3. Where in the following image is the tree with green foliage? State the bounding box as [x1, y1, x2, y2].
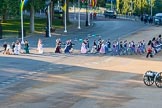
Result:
[116, 0, 158, 16]
[25, 0, 45, 33]
[153, 0, 162, 15]
[0, 0, 19, 22]
[118, 0, 130, 14]
[97, 0, 106, 7]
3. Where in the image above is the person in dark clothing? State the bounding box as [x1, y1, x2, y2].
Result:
[86, 39, 90, 52]
[55, 39, 61, 53]
[64, 40, 70, 53]
[151, 37, 158, 54]
[107, 39, 111, 49]
[69, 40, 74, 53]
[158, 34, 162, 44]
[93, 40, 97, 48]
[144, 15, 148, 24]
[24, 40, 29, 54]
[141, 15, 143, 22]
[148, 16, 153, 24]
[97, 39, 102, 52]
[3, 42, 7, 54]
[91, 40, 97, 53]
[11, 42, 15, 53]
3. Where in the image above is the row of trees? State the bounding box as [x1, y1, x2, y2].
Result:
[0, 0, 46, 33]
[115, 0, 162, 16]
[0, 0, 162, 33]
[0, 0, 70, 33]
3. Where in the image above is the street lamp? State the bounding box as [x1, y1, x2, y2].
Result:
[20, 0, 24, 44]
[111, 0, 113, 11]
[73, 0, 77, 20]
[78, 0, 81, 29]
[88, 0, 90, 26]
[64, 0, 67, 32]
[45, 0, 51, 37]
[85, 0, 88, 26]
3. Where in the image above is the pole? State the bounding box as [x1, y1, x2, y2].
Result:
[88, 0, 90, 26]
[21, 0, 24, 44]
[46, 7, 49, 37]
[78, 0, 81, 29]
[111, 0, 112, 10]
[85, 0, 88, 26]
[64, 0, 67, 32]
[73, 3, 76, 20]
[48, 5, 51, 37]
[150, 0, 152, 16]
[73, 0, 76, 20]
[75, 5, 77, 20]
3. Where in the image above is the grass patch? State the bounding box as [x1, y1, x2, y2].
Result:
[1, 17, 64, 38]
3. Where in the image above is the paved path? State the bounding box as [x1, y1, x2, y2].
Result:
[0, 20, 162, 108]
[0, 49, 162, 108]
[0, 20, 149, 50]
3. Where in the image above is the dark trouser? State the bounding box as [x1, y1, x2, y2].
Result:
[146, 52, 152, 58]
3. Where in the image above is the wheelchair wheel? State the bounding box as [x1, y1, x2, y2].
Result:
[155, 72, 162, 88]
[143, 71, 154, 86]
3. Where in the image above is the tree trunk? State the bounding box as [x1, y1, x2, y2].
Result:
[2, 14, 7, 23]
[62, 0, 69, 25]
[67, 0, 69, 23]
[50, 0, 54, 27]
[30, 4, 35, 33]
[2, 9, 7, 22]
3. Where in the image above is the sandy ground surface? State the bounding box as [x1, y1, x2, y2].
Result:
[0, 26, 162, 108]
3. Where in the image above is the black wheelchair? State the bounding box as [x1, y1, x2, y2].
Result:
[143, 70, 162, 88]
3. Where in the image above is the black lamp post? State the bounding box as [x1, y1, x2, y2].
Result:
[45, 7, 49, 37]
[85, 0, 88, 26]
[45, 0, 51, 37]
